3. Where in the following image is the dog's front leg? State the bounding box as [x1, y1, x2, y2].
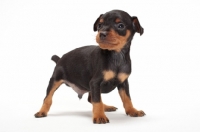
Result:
[90, 80, 109, 124]
[117, 79, 145, 117]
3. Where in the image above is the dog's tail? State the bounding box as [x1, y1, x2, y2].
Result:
[51, 55, 60, 64]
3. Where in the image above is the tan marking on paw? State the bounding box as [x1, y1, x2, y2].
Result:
[93, 102, 109, 124]
[119, 89, 145, 117]
[104, 104, 117, 112]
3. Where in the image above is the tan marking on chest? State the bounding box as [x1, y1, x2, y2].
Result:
[118, 73, 129, 83]
[103, 70, 116, 81]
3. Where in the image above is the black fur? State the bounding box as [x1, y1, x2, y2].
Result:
[35, 10, 144, 123]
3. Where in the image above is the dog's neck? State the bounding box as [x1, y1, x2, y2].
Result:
[101, 41, 131, 66]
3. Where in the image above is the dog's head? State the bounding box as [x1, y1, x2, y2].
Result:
[94, 10, 143, 52]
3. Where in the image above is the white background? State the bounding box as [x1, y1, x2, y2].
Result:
[0, 0, 200, 131]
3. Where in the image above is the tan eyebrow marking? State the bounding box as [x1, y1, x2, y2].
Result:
[115, 18, 121, 23]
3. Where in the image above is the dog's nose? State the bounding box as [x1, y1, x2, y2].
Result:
[100, 31, 107, 40]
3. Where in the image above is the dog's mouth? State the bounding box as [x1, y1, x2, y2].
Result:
[96, 39, 118, 45]
[96, 38, 120, 51]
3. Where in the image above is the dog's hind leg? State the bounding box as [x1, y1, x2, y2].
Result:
[87, 92, 117, 112]
[34, 78, 64, 118]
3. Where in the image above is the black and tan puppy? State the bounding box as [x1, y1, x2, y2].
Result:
[35, 10, 145, 124]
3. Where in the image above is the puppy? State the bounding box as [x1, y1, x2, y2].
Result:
[35, 10, 145, 124]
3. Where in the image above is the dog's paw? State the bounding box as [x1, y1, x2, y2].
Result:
[93, 115, 109, 124]
[34, 112, 47, 118]
[104, 105, 118, 112]
[126, 110, 146, 117]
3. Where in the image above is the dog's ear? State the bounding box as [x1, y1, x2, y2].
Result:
[132, 16, 144, 36]
[93, 14, 103, 32]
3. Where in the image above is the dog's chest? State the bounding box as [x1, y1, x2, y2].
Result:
[103, 70, 129, 83]
[102, 55, 131, 83]
[100, 71, 129, 93]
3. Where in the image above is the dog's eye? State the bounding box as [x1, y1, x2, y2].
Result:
[97, 23, 102, 29]
[117, 23, 125, 29]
